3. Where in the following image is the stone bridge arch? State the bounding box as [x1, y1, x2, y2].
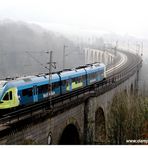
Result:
[95, 107, 106, 144]
[59, 123, 80, 145]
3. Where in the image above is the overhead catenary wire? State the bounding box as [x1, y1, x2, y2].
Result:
[26, 51, 56, 70]
[25, 51, 49, 71]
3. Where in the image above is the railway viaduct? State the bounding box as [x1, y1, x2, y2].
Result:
[0, 48, 142, 144]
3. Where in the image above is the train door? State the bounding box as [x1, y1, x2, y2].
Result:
[33, 85, 38, 102]
[69, 79, 72, 91]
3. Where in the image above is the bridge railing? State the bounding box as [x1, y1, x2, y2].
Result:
[96, 58, 142, 96]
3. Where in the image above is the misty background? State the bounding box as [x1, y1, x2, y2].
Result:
[0, 20, 106, 78]
[0, 20, 84, 78]
[0, 0, 148, 95]
[0, 20, 148, 96]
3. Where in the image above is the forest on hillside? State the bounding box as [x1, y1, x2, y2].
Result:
[0, 21, 86, 78]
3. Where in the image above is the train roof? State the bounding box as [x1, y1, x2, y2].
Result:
[7, 73, 60, 90]
[59, 62, 105, 80]
[2, 62, 106, 89]
[85, 63, 105, 74]
[59, 68, 86, 80]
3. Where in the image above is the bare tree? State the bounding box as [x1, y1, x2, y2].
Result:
[107, 92, 147, 144]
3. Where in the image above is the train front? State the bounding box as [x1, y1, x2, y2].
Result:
[0, 80, 20, 110]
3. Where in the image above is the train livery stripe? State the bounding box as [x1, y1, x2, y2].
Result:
[66, 82, 83, 91]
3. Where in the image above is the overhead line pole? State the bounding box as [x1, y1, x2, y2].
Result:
[46, 50, 56, 108]
[48, 50, 53, 108]
[47, 50, 53, 144]
[26, 50, 56, 109]
[63, 45, 68, 70]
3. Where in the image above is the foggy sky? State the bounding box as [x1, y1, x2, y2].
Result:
[0, 0, 148, 39]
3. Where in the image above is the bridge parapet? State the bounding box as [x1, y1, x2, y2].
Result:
[84, 48, 116, 65]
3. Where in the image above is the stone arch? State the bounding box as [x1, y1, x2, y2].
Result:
[59, 124, 80, 145]
[95, 107, 106, 144]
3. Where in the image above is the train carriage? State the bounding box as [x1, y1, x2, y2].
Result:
[16, 74, 60, 105]
[0, 74, 61, 109]
[85, 63, 106, 85]
[59, 68, 87, 94]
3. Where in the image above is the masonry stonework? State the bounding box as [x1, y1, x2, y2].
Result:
[0, 71, 138, 144]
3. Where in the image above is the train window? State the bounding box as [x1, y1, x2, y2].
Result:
[54, 82, 59, 88]
[79, 76, 82, 82]
[89, 74, 92, 79]
[52, 83, 55, 88]
[56, 82, 60, 87]
[90, 74, 92, 79]
[38, 86, 43, 94]
[98, 73, 100, 77]
[88, 72, 97, 80]
[93, 73, 95, 78]
[90, 74, 92, 78]
[42, 85, 44, 92]
[28, 88, 32, 97]
[3, 92, 9, 101]
[72, 77, 77, 83]
[22, 88, 32, 97]
[74, 78, 77, 82]
[82, 75, 84, 80]
[72, 76, 83, 84]
[22, 89, 28, 96]
[52, 82, 60, 89]
[43, 85, 48, 93]
[77, 77, 80, 83]
[38, 85, 46, 94]
[66, 80, 69, 86]
[9, 91, 12, 100]
[56, 82, 58, 88]
[93, 73, 97, 79]
[77, 77, 79, 83]
[71, 78, 75, 82]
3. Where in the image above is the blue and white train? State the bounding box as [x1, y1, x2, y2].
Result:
[0, 63, 106, 109]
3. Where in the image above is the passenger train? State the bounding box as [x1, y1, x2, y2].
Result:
[0, 63, 106, 110]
